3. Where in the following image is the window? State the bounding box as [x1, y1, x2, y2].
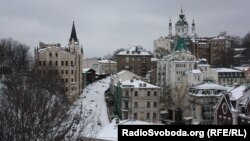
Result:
[124, 101, 129, 109]
[134, 102, 138, 108]
[71, 61, 73, 65]
[154, 91, 157, 96]
[61, 61, 64, 66]
[55, 53, 58, 57]
[65, 61, 68, 66]
[65, 79, 68, 83]
[147, 91, 151, 97]
[154, 101, 157, 107]
[43, 61, 46, 66]
[49, 53, 52, 57]
[49, 61, 52, 66]
[134, 91, 138, 97]
[54, 70, 58, 74]
[153, 113, 156, 119]
[72, 87, 74, 91]
[39, 61, 42, 66]
[125, 57, 129, 63]
[71, 70, 74, 74]
[134, 113, 137, 120]
[55, 61, 58, 66]
[146, 113, 150, 119]
[71, 78, 74, 82]
[61, 70, 64, 74]
[65, 70, 68, 74]
[125, 91, 129, 97]
[65, 87, 68, 91]
[147, 102, 150, 108]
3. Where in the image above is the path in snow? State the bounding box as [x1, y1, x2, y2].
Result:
[72, 76, 111, 136]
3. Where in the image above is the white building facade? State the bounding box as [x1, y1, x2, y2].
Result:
[93, 59, 117, 75]
[188, 83, 228, 125]
[114, 78, 160, 123]
[157, 37, 198, 121]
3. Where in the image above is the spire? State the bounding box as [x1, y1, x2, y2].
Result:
[169, 17, 172, 26]
[175, 36, 187, 52]
[179, 5, 185, 20]
[192, 19, 195, 26]
[69, 21, 78, 42]
[168, 17, 172, 37]
[191, 18, 196, 36]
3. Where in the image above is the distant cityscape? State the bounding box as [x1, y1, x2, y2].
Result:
[1, 7, 250, 141]
[32, 8, 250, 126]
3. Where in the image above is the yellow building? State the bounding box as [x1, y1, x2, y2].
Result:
[35, 22, 83, 102]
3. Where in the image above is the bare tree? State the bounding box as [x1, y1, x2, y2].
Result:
[160, 84, 190, 124]
[242, 31, 250, 61]
[0, 38, 96, 141]
[0, 38, 30, 75]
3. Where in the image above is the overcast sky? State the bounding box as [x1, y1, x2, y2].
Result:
[1, 0, 250, 58]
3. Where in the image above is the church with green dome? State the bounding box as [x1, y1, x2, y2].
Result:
[168, 8, 196, 38]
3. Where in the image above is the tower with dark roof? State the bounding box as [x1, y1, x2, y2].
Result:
[69, 21, 78, 42]
[35, 21, 83, 103]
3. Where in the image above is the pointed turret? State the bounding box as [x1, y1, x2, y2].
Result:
[179, 8, 185, 19]
[69, 21, 78, 42]
[175, 36, 187, 52]
[191, 19, 196, 36]
[168, 18, 172, 37]
[192, 19, 195, 27]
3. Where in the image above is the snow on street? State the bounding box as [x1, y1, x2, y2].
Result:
[72, 76, 111, 137]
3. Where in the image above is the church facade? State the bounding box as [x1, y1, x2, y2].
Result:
[154, 8, 197, 58]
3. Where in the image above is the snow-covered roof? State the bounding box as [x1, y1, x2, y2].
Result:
[188, 69, 201, 74]
[96, 118, 151, 141]
[117, 46, 151, 56]
[212, 68, 242, 73]
[234, 54, 244, 58]
[198, 64, 210, 67]
[116, 70, 128, 76]
[82, 68, 91, 73]
[151, 58, 158, 61]
[228, 85, 247, 101]
[234, 48, 247, 51]
[117, 79, 160, 89]
[98, 59, 117, 64]
[233, 67, 249, 71]
[212, 36, 226, 40]
[192, 83, 228, 90]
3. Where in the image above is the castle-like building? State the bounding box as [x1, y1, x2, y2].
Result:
[35, 22, 83, 102]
